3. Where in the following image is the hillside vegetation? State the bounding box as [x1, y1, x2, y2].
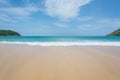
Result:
[0, 30, 21, 36]
[107, 29, 120, 36]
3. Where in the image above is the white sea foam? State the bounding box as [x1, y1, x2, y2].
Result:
[0, 41, 120, 46]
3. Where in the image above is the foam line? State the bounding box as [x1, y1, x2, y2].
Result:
[0, 41, 120, 46]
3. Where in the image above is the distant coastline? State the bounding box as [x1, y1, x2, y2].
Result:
[0, 28, 120, 37]
[0, 30, 21, 36]
[107, 29, 120, 36]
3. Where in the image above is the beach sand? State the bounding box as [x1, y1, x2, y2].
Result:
[0, 44, 120, 80]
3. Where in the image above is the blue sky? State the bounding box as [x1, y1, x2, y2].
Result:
[0, 0, 120, 36]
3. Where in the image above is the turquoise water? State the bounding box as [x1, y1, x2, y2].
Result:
[0, 36, 120, 42]
[0, 36, 120, 46]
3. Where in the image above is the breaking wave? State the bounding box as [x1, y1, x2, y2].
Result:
[1, 41, 120, 46]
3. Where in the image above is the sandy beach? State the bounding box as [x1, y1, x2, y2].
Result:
[0, 44, 120, 80]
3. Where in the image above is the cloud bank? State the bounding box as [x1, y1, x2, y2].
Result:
[0, 0, 92, 22]
[44, 0, 92, 20]
[0, 0, 8, 4]
[0, 0, 39, 22]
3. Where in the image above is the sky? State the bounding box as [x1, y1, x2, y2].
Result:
[0, 0, 120, 36]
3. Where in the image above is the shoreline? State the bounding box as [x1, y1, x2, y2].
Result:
[1, 41, 120, 46]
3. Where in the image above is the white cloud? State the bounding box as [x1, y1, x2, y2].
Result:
[53, 22, 67, 27]
[77, 18, 120, 32]
[96, 18, 120, 27]
[0, 7, 39, 22]
[0, 7, 38, 17]
[44, 0, 92, 20]
[24, 0, 44, 7]
[111, 19, 120, 27]
[77, 16, 93, 21]
[0, 14, 16, 22]
[0, 0, 40, 23]
[78, 24, 94, 30]
[0, 0, 9, 4]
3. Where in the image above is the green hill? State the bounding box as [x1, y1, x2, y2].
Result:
[107, 29, 120, 36]
[0, 30, 21, 36]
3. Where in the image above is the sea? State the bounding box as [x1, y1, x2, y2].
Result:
[0, 36, 120, 46]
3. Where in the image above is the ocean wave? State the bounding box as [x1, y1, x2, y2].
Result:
[0, 41, 120, 46]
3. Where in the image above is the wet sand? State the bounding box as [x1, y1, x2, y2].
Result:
[0, 44, 120, 80]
